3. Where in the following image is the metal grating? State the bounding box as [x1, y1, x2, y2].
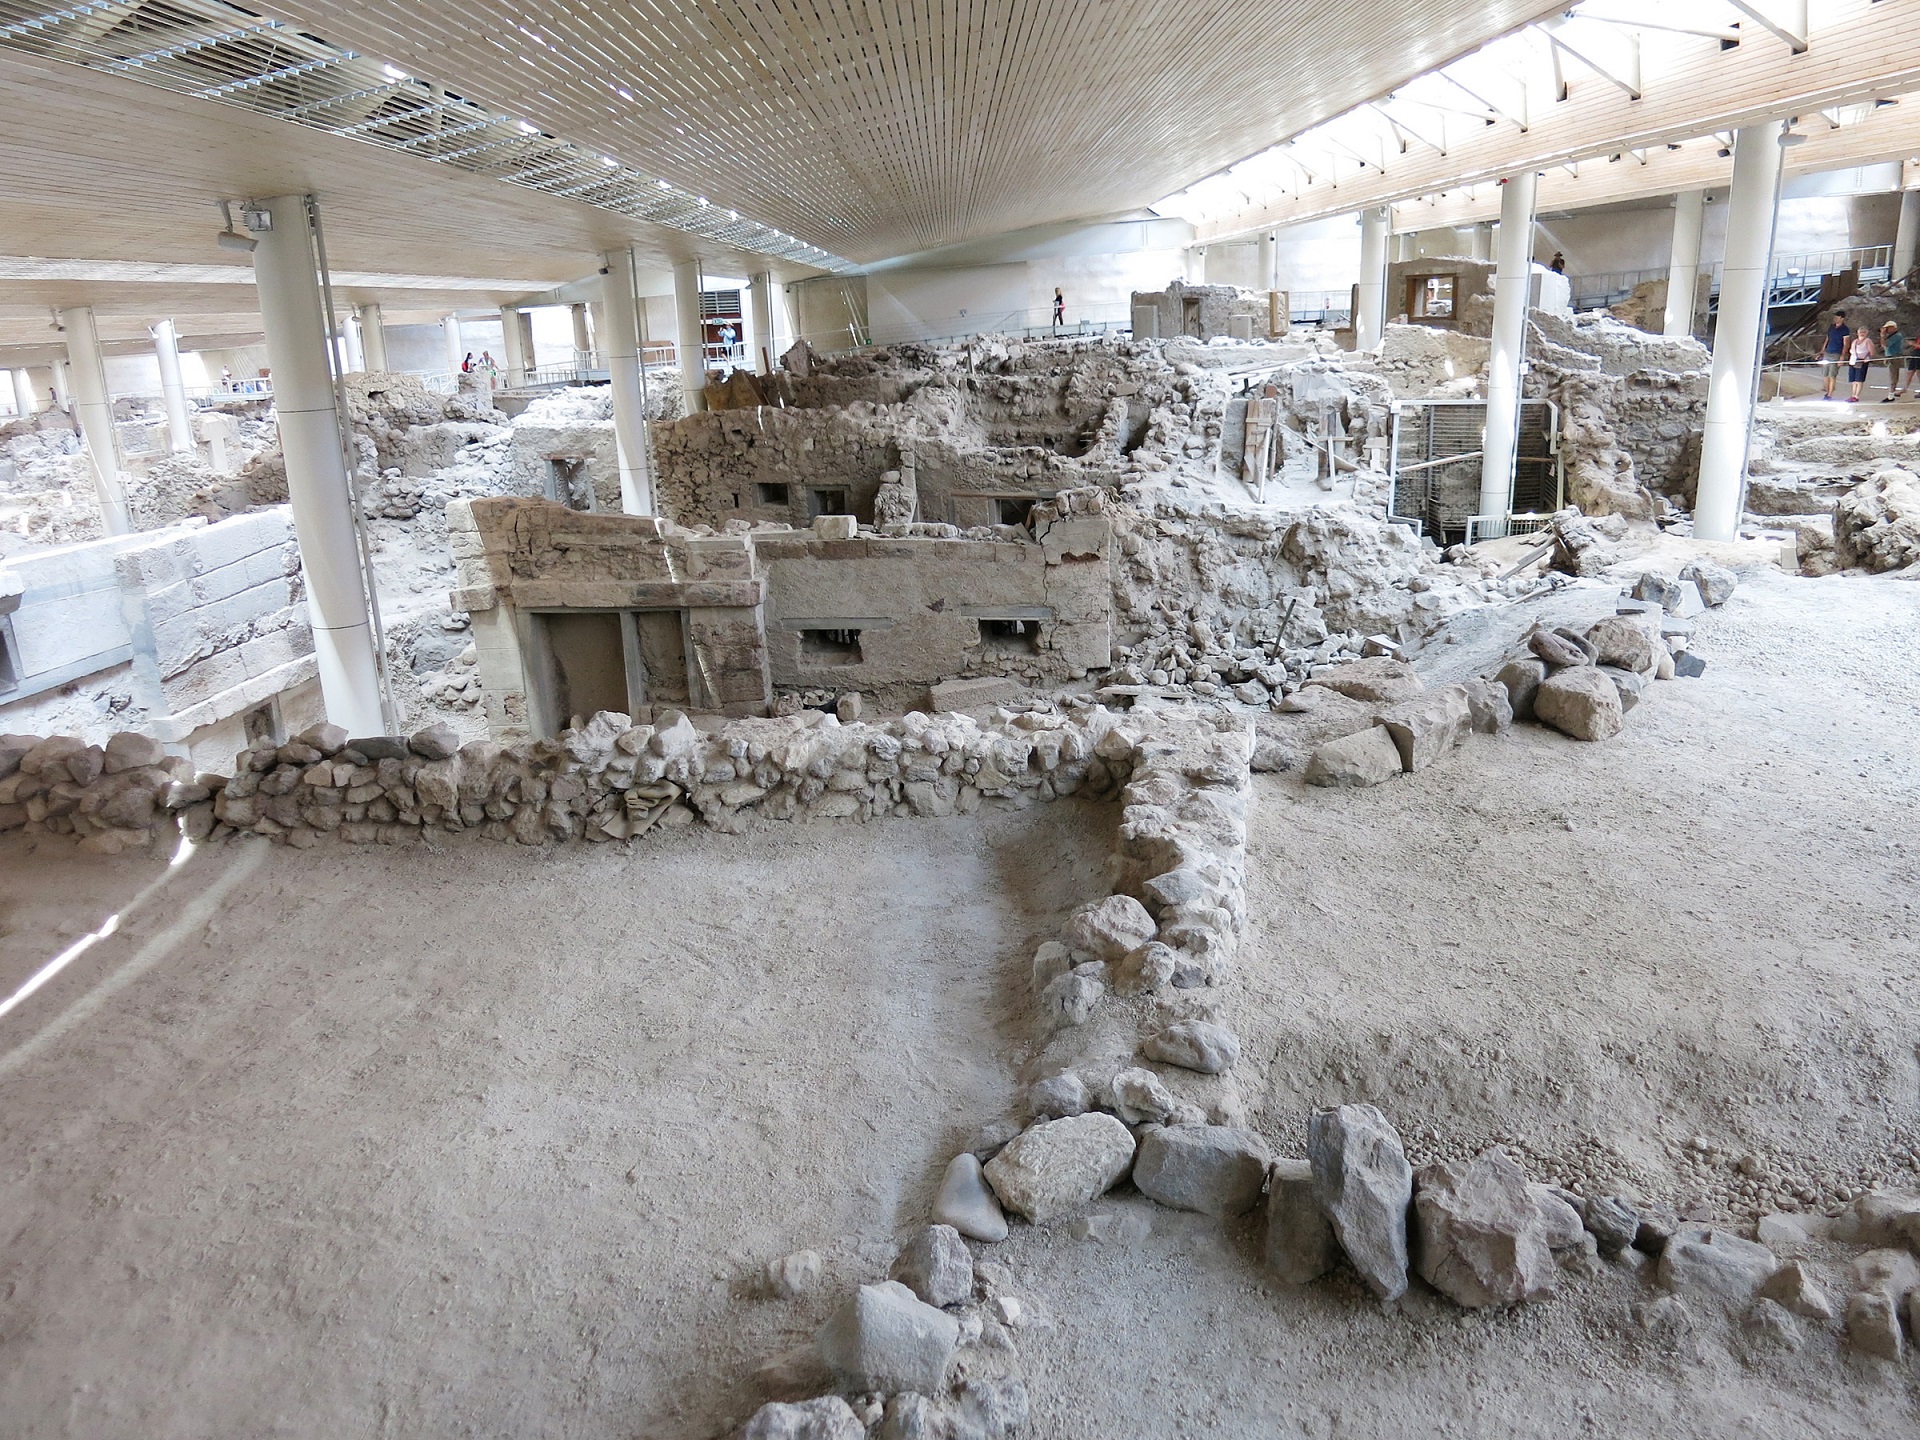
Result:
[1390, 397, 1561, 545]
[0, 0, 855, 271]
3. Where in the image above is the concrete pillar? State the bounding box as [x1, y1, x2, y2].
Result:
[357, 303, 388, 372]
[338, 312, 365, 374]
[1257, 233, 1276, 291]
[1478, 171, 1539, 531]
[747, 271, 775, 374]
[601, 248, 656, 515]
[1470, 222, 1493, 262]
[1186, 247, 1207, 285]
[56, 306, 131, 535]
[251, 194, 386, 737]
[51, 359, 72, 412]
[1664, 189, 1707, 339]
[1356, 206, 1391, 351]
[150, 319, 194, 453]
[11, 367, 36, 417]
[1696, 122, 1786, 544]
[571, 302, 593, 367]
[1893, 189, 1920, 282]
[673, 257, 707, 414]
[442, 313, 463, 374]
[499, 306, 528, 387]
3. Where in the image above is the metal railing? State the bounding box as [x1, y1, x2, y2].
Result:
[1290, 290, 1352, 326]
[1569, 245, 1896, 316]
[872, 301, 1133, 347]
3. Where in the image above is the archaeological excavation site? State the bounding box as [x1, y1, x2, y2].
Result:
[6, 2, 1920, 1436]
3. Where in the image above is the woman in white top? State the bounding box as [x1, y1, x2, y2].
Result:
[1848, 327, 1877, 402]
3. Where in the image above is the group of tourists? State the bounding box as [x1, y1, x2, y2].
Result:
[1821, 309, 1920, 402]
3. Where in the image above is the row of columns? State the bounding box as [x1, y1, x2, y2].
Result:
[1338, 132, 1789, 544]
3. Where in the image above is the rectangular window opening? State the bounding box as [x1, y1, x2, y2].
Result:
[996, 497, 1036, 528]
[808, 488, 849, 519]
[1407, 273, 1457, 320]
[242, 700, 280, 748]
[799, 628, 862, 665]
[980, 618, 1043, 655]
[756, 482, 788, 506]
[546, 456, 592, 510]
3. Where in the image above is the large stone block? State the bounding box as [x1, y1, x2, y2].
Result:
[1133, 1125, 1269, 1215]
[816, 1282, 959, 1395]
[1533, 667, 1625, 742]
[1303, 727, 1403, 788]
[1373, 684, 1471, 772]
[1309, 1104, 1412, 1301]
[982, 1113, 1135, 1223]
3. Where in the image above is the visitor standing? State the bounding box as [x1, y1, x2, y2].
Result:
[1549, 252, 1566, 274]
[1822, 311, 1851, 399]
[719, 321, 739, 361]
[1053, 288, 1065, 327]
[1881, 322, 1908, 400]
[461, 352, 474, 374]
[1847, 325, 1876, 402]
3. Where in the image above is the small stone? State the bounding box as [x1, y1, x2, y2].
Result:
[1528, 629, 1590, 668]
[1741, 1298, 1802, 1351]
[1072, 1210, 1152, 1244]
[1849, 1247, 1920, 1301]
[1656, 1228, 1778, 1307]
[1141, 1020, 1240, 1074]
[1027, 1071, 1089, 1120]
[295, 722, 348, 755]
[1266, 1157, 1338, 1284]
[991, 1295, 1023, 1327]
[1493, 657, 1548, 722]
[1040, 971, 1103, 1028]
[982, 1113, 1136, 1223]
[957, 1375, 1029, 1438]
[1309, 1104, 1413, 1302]
[1670, 650, 1707, 678]
[874, 1394, 947, 1440]
[1111, 941, 1176, 996]
[1134, 1125, 1269, 1216]
[1412, 1148, 1564, 1308]
[1461, 677, 1513, 734]
[1533, 666, 1625, 741]
[1030, 940, 1071, 989]
[769, 1250, 823, 1299]
[932, 1153, 1008, 1243]
[1552, 626, 1600, 661]
[1303, 727, 1403, 788]
[1063, 894, 1157, 960]
[816, 1282, 960, 1394]
[348, 736, 410, 761]
[1305, 656, 1426, 703]
[1847, 1291, 1904, 1361]
[738, 1396, 864, 1440]
[103, 731, 165, 774]
[409, 723, 460, 760]
[1831, 1188, 1920, 1246]
[1584, 615, 1656, 672]
[889, 1225, 973, 1308]
[835, 693, 863, 723]
[1680, 558, 1737, 606]
[1584, 1196, 1640, 1256]
[1756, 1211, 1831, 1256]
[1373, 685, 1471, 772]
[1759, 1260, 1834, 1321]
[1107, 1067, 1182, 1126]
[1597, 665, 1644, 712]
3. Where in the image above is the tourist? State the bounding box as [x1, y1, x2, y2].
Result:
[461, 352, 474, 373]
[1821, 310, 1850, 398]
[1549, 252, 1566, 274]
[1881, 321, 1908, 400]
[1847, 325, 1876, 402]
[719, 321, 739, 360]
[1053, 288, 1065, 326]
[1893, 324, 1920, 402]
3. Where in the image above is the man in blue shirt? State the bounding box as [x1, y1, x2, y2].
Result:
[1823, 311, 1850, 399]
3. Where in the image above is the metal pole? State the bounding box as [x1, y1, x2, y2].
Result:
[1478, 171, 1539, 531]
[1695, 122, 1786, 543]
[151, 318, 194, 453]
[250, 193, 388, 737]
[1664, 189, 1707, 338]
[57, 305, 132, 534]
[601, 247, 655, 514]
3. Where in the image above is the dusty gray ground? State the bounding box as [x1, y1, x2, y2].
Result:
[3, 568, 1918, 1438]
[0, 806, 1105, 1439]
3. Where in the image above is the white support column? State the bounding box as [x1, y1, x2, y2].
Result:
[150, 318, 194, 453]
[1664, 189, 1707, 338]
[251, 194, 385, 737]
[1478, 171, 1539, 530]
[356, 302, 388, 372]
[571, 302, 593, 367]
[747, 271, 774, 375]
[673, 257, 707, 414]
[601, 248, 655, 515]
[1355, 206, 1391, 352]
[11, 367, 36, 417]
[51, 360, 72, 413]
[1257, 233, 1276, 291]
[1471, 222, 1493, 262]
[1894, 189, 1920, 282]
[442, 313, 463, 375]
[499, 306, 528, 387]
[339, 311, 365, 374]
[56, 306, 131, 535]
[1696, 121, 1786, 544]
[1186, 247, 1207, 285]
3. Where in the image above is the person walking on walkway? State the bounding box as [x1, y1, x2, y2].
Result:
[1822, 311, 1851, 399]
[1847, 325, 1877, 402]
[1053, 288, 1065, 328]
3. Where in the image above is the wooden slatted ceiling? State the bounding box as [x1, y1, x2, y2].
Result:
[0, 49, 802, 290]
[250, 0, 1567, 262]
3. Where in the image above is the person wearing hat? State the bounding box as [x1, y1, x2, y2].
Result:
[1882, 321, 1913, 401]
